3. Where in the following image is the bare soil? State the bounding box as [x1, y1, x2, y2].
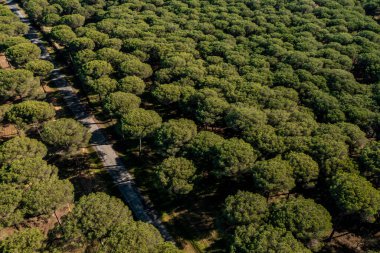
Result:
[0, 54, 10, 69]
[0, 124, 18, 138]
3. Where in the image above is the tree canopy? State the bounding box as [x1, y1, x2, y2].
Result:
[285, 152, 319, 188]
[329, 172, 380, 221]
[60, 192, 133, 244]
[104, 91, 141, 117]
[0, 69, 42, 101]
[121, 108, 162, 153]
[155, 118, 197, 155]
[0, 137, 47, 164]
[25, 59, 54, 77]
[41, 118, 91, 152]
[252, 157, 296, 195]
[270, 197, 332, 245]
[6, 100, 55, 127]
[0, 228, 45, 253]
[99, 222, 172, 253]
[224, 191, 268, 226]
[155, 156, 197, 196]
[213, 138, 257, 177]
[5, 42, 41, 67]
[14, 0, 380, 251]
[231, 225, 311, 253]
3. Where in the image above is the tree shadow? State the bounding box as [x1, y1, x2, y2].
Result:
[50, 151, 121, 200]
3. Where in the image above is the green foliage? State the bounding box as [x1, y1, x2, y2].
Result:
[329, 172, 380, 221]
[152, 84, 182, 105]
[96, 47, 128, 67]
[243, 125, 286, 156]
[0, 137, 47, 164]
[43, 13, 61, 26]
[5, 42, 41, 67]
[0, 36, 29, 51]
[285, 152, 319, 188]
[252, 157, 295, 195]
[155, 242, 182, 253]
[0, 6, 28, 36]
[53, 0, 81, 14]
[310, 136, 349, 163]
[16, 0, 380, 250]
[41, 118, 90, 152]
[323, 156, 358, 176]
[82, 60, 113, 79]
[119, 75, 146, 95]
[224, 191, 268, 226]
[213, 138, 257, 177]
[22, 178, 73, 216]
[6, 100, 55, 127]
[355, 52, 380, 83]
[50, 25, 77, 45]
[120, 55, 153, 79]
[88, 75, 117, 97]
[99, 221, 166, 253]
[0, 146, 73, 222]
[156, 156, 197, 196]
[0, 69, 42, 101]
[104, 91, 141, 117]
[0, 228, 45, 253]
[121, 108, 162, 140]
[73, 49, 96, 65]
[23, 0, 52, 22]
[270, 197, 332, 244]
[60, 14, 85, 29]
[0, 184, 23, 228]
[191, 89, 229, 126]
[155, 118, 197, 155]
[78, 28, 109, 47]
[0, 157, 57, 185]
[225, 105, 267, 132]
[304, 89, 346, 123]
[185, 130, 224, 168]
[25, 59, 54, 77]
[69, 37, 95, 51]
[231, 225, 311, 253]
[104, 38, 122, 50]
[337, 122, 368, 152]
[360, 141, 380, 178]
[61, 192, 133, 244]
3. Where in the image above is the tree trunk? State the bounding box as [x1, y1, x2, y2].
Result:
[35, 123, 41, 136]
[327, 213, 343, 242]
[42, 85, 47, 94]
[54, 210, 62, 227]
[327, 228, 335, 242]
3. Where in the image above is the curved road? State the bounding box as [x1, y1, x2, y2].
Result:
[5, 0, 173, 241]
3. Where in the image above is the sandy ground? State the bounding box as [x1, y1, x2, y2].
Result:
[0, 54, 10, 69]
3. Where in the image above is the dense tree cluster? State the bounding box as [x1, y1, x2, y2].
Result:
[0, 4, 178, 253]
[225, 192, 332, 252]
[0, 7, 75, 234]
[0, 137, 74, 228]
[14, 0, 380, 251]
[50, 192, 177, 252]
